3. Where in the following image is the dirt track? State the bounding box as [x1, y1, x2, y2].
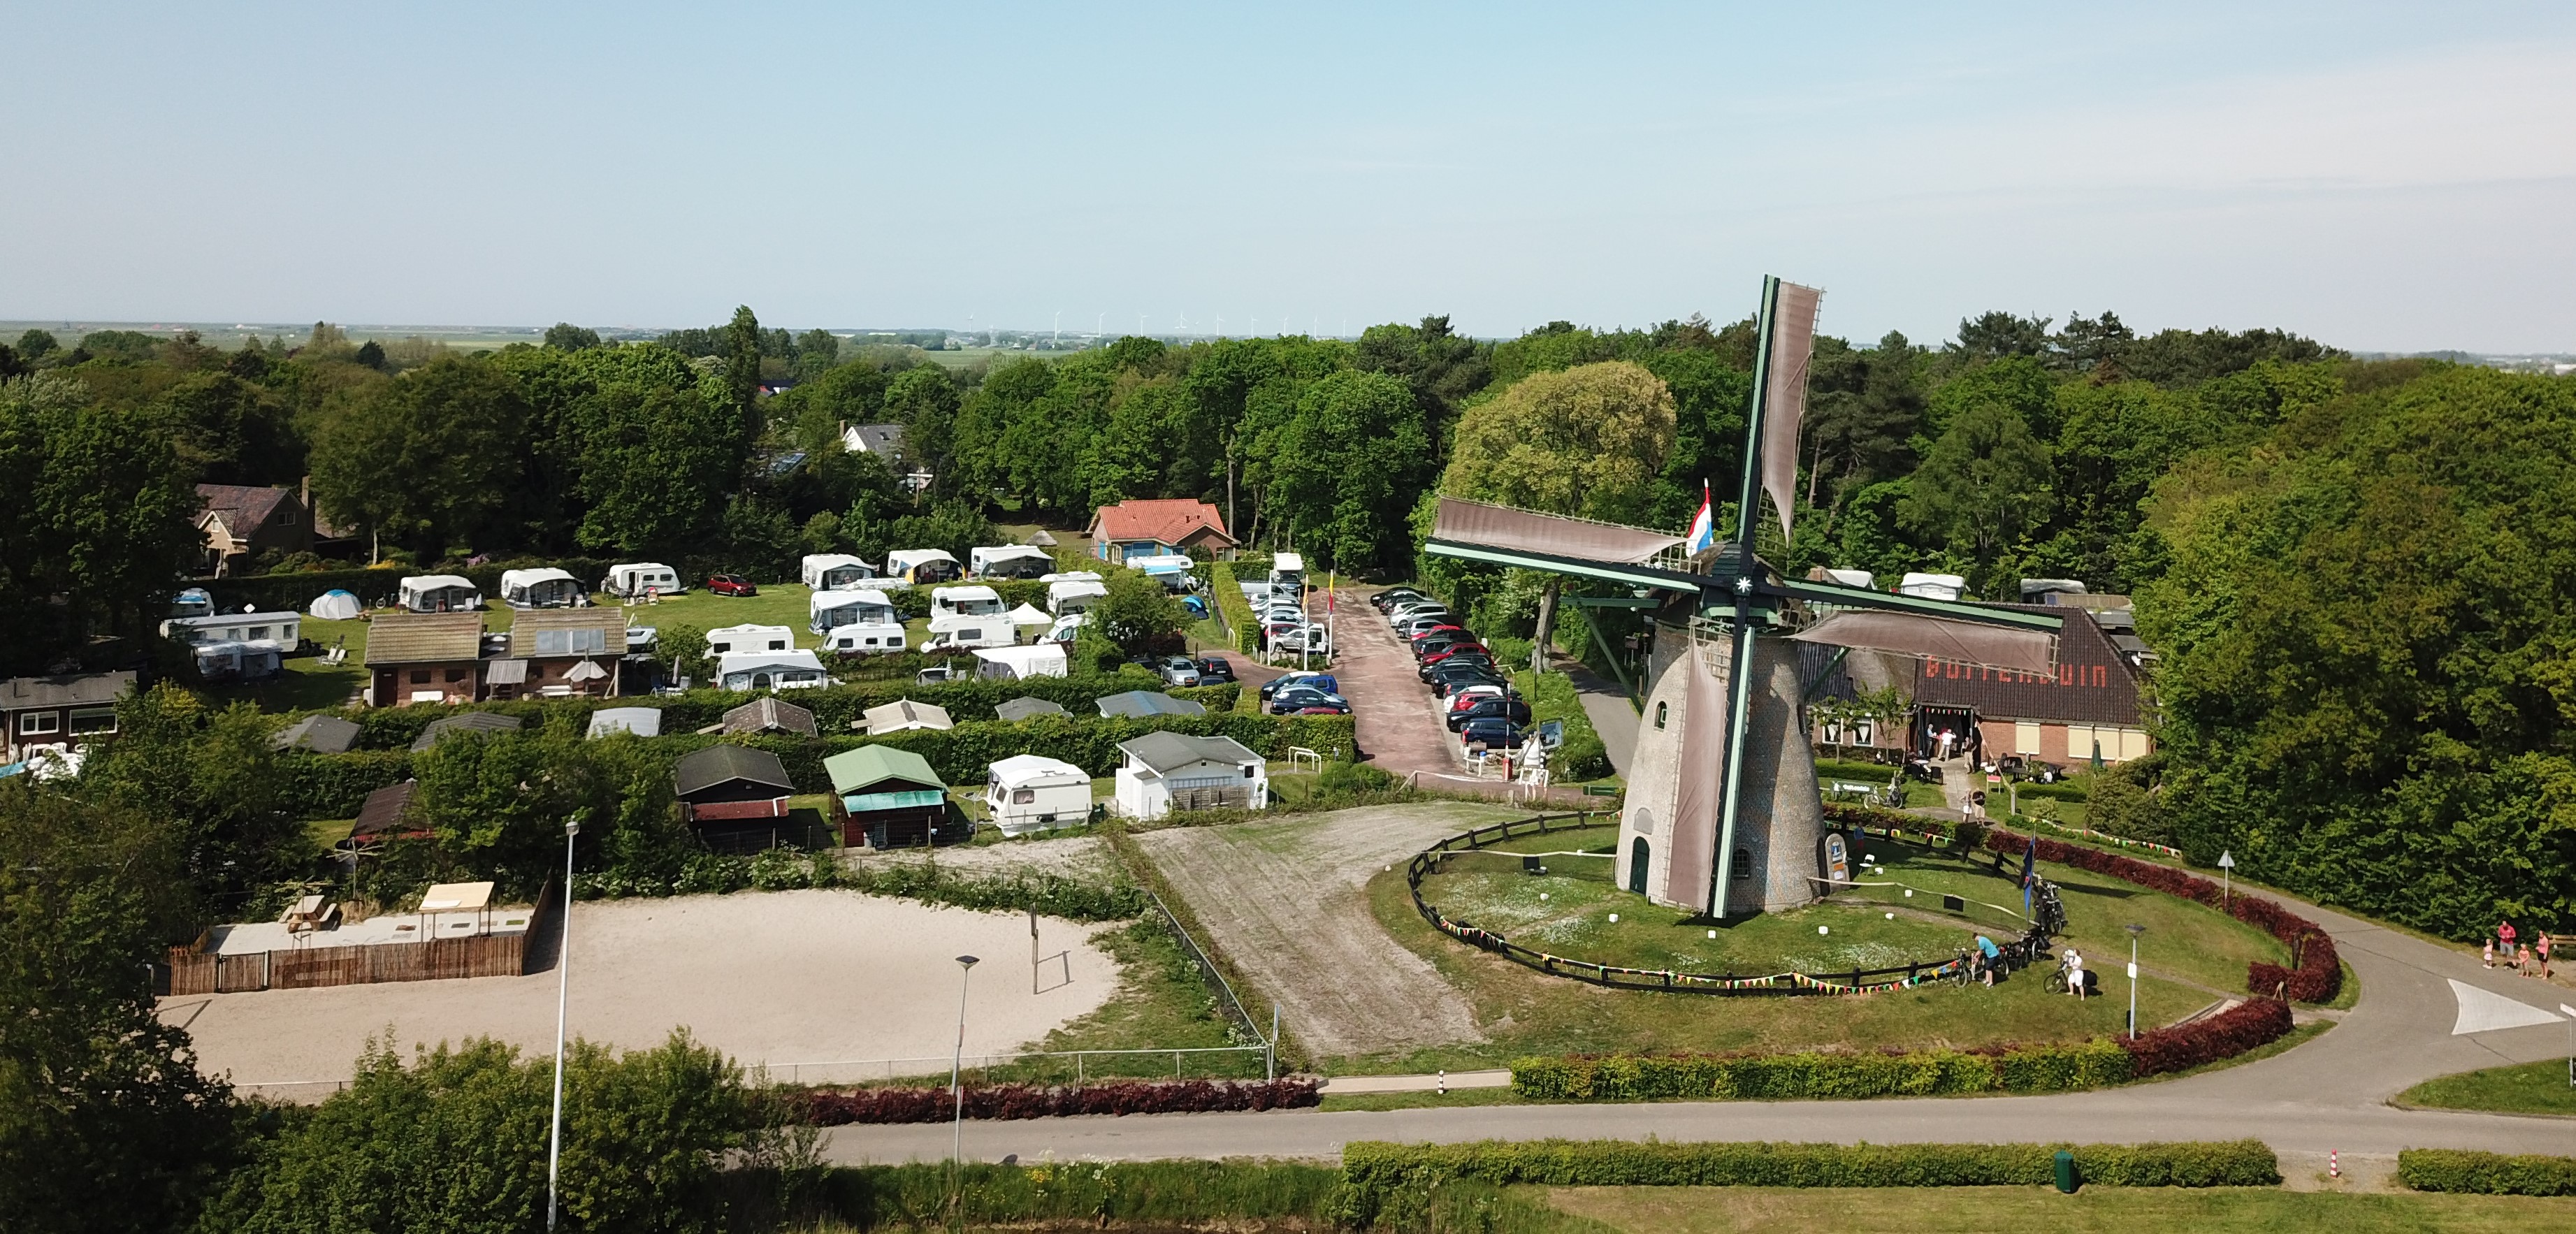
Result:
[1136, 801, 1519, 1061]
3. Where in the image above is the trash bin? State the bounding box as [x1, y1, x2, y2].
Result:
[2053, 1148, 2078, 1193]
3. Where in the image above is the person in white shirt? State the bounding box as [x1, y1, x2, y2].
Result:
[2064, 949, 2087, 999]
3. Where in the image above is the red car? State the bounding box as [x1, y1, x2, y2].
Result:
[1421, 642, 1489, 667]
[707, 574, 758, 597]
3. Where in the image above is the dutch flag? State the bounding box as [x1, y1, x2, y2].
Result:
[1685, 481, 1716, 554]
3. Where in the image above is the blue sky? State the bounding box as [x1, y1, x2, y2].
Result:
[6, 2, 2573, 351]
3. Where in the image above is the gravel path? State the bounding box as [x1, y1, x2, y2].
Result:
[1136, 801, 1519, 1061]
[163, 890, 1120, 1096]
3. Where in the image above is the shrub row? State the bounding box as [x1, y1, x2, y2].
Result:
[340, 672, 1233, 749]
[1511, 1040, 2134, 1101]
[1210, 561, 1261, 655]
[809, 1160, 1342, 1231]
[202, 557, 618, 614]
[1510, 667, 1612, 781]
[2396, 1149, 2576, 1196]
[573, 847, 1150, 920]
[1978, 826, 2343, 1004]
[1336, 1138, 2278, 1215]
[2121, 994, 2294, 1077]
[277, 748, 414, 820]
[790, 1077, 1318, 1124]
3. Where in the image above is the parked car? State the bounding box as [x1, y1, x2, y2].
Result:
[1420, 642, 1489, 667]
[706, 574, 758, 597]
[1370, 588, 1429, 612]
[1414, 634, 1482, 660]
[1157, 656, 1203, 688]
[1421, 655, 1494, 683]
[1273, 625, 1332, 655]
[1269, 687, 1349, 715]
[1427, 665, 1508, 697]
[1387, 603, 1449, 627]
[1447, 696, 1533, 731]
[1260, 671, 1338, 700]
[1196, 655, 1236, 684]
[1399, 617, 1462, 639]
[1447, 683, 1513, 711]
[1458, 718, 1527, 750]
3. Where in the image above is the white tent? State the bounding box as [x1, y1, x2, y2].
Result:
[307, 590, 361, 620]
[586, 706, 662, 739]
[885, 549, 962, 583]
[716, 650, 829, 691]
[500, 567, 581, 609]
[1897, 573, 1967, 602]
[973, 644, 1069, 680]
[809, 588, 896, 633]
[1003, 602, 1055, 630]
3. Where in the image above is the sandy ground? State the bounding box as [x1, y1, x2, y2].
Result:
[163, 890, 1119, 1096]
[1137, 801, 1518, 1061]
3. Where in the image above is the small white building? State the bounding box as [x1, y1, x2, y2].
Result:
[809, 588, 897, 634]
[1113, 732, 1268, 820]
[801, 553, 878, 591]
[398, 574, 481, 613]
[1897, 572, 1967, 602]
[885, 549, 962, 585]
[918, 614, 1015, 653]
[820, 622, 910, 655]
[500, 567, 583, 609]
[716, 649, 829, 692]
[972, 644, 1069, 681]
[1046, 578, 1108, 616]
[601, 562, 683, 599]
[930, 585, 1006, 620]
[969, 545, 1055, 579]
[984, 755, 1091, 836]
[705, 624, 797, 656]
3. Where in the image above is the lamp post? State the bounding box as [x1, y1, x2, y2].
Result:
[547, 816, 580, 1233]
[949, 954, 981, 1205]
[2124, 923, 2146, 1040]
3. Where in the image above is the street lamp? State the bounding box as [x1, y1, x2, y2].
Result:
[2124, 923, 2146, 1040]
[949, 954, 981, 1220]
[547, 815, 580, 1233]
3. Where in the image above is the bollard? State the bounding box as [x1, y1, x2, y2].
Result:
[2329, 1149, 2339, 1180]
[2052, 1149, 2078, 1194]
[1438, 1069, 1447, 1095]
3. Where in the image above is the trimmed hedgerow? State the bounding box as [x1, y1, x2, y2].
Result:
[790, 1077, 1318, 1124]
[276, 748, 414, 820]
[2122, 996, 2294, 1077]
[2397, 1149, 2576, 1196]
[1507, 668, 1612, 781]
[1511, 1040, 2133, 1102]
[1334, 1138, 2277, 1219]
[1210, 561, 1261, 655]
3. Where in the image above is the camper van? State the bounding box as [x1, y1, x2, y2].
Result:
[808, 588, 897, 634]
[1125, 554, 1197, 592]
[929, 585, 1006, 621]
[800, 553, 878, 591]
[820, 622, 910, 655]
[1047, 578, 1108, 616]
[601, 562, 683, 599]
[715, 650, 830, 692]
[705, 624, 796, 656]
[500, 567, 584, 609]
[398, 574, 481, 613]
[1268, 552, 1305, 593]
[885, 549, 962, 585]
[969, 545, 1055, 579]
[984, 755, 1092, 836]
[918, 614, 1015, 653]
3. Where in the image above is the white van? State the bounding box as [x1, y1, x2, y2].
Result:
[800, 553, 878, 591]
[820, 622, 909, 655]
[930, 585, 1006, 620]
[918, 614, 1015, 653]
[600, 562, 683, 599]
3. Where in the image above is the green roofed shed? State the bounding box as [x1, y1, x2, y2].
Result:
[820, 745, 963, 850]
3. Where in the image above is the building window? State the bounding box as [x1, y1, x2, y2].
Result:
[68, 708, 117, 734]
[411, 670, 430, 685]
[535, 628, 605, 655]
[1732, 848, 1753, 880]
[19, 712, 61, 735]
[445, 669, 466, 683]
[1821, 718, 1841, 744]
[1654, 702, 1667, 729]
[1852, 719, 1872, 746]
[275, 506, 296, 524]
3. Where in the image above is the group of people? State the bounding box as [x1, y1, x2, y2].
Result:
[2484, 919, 2555, 980]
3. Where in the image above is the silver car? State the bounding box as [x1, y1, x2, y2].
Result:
[1157, 656, 1203, 687]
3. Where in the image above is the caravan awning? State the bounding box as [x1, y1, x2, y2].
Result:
[485, 658, 528, 685]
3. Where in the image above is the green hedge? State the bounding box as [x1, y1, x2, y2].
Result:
[2398, 1149, 2576, 1196]
[278, 748, 414, 820]
[1335, 1138, 2278, 1220]
[1211, 561, 1260, 655]
[1505, 669, 1614, 782]
[1512, 1043, 2134, 1101]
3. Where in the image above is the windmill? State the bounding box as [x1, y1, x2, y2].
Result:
[1424, 277, 2064, 918]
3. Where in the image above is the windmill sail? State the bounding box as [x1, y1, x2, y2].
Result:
[1790, 609, 2057, 676]
[1759, 282, 1823, 544]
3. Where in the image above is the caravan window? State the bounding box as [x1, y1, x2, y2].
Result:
[1012, 789, 1035, 804]
[247, 626, 271, 641]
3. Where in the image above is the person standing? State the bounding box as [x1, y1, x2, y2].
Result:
[2538, 932, 2553, 980]
[2484, 936, 2496, 968]
[2515, 943, 2533, 975]
[2064, 948, 2086, 999]
[2500, 917, 2518, 957]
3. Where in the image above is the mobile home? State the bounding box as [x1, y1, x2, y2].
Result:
[1046, 578, 1108, 616]
[800, 553, 878, 591]
[929, 585, 1005, 620]
[499, 567, 583, 609]
[972, 644, 1069, 681]
[917, 614, 1014, 653]
[398, 574, 481, 613]
[600, 562, 683, 599]
[984, 755, 1091, 836]
[820, 622, 910, 655]
[1268, 552, 1304, 593]
[705, 624, 796, 656]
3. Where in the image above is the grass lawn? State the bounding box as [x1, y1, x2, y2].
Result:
[2398, 1059, 2576, 1117]
[1547, 1185, 2576, 1233]
[1353, 824, 2282, 1073]
[987, 918, 1269, 1083]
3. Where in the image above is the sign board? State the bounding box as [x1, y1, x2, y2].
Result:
[2126, 962, 2139, 980]
[1582, 785, 1621, 797]
[2217, 851, 2235, 869]
[1535, 719, 1565, 749]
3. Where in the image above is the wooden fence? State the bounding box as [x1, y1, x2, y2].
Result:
[166, 879, 556, 997]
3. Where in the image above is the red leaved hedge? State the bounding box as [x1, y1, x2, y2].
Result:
[2118, 994, 2294, 1076]
[791, 1077, 1320, 1125]
[1983, 829, 2340, 1004]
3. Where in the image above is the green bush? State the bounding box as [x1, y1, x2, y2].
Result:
[1510, 1041, 2133, 1101]
[1210, 561, 1260, 655]
[2397, 1149, 2576, 1196]
[1336, 1138, 2277, 1220]
[1510, 669, 1612, 781]
[277, 748, 413, 819]
[811, 1160, 1341, 1230]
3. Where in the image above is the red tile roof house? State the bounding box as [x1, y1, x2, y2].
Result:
[194, 484, 312, 576]
[1086, 500, 1236, 563]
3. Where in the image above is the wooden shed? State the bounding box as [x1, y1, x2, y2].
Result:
[674, 745, 810, 854]
[823, 745, 965, 850]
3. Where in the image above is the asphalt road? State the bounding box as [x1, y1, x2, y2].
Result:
[823, 880, 2576, 1164]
